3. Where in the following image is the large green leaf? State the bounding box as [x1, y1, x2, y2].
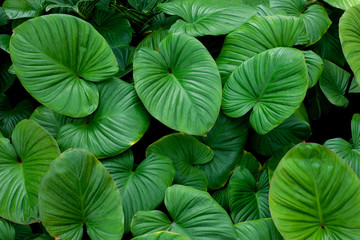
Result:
[158, 0, 257, 37]
[10, 14, 119, 117]
[222, 47, 308, 135]
[216, 15, 305, 83]
[322, 0, 360, 10]
[324, 114, 360, 177]
[102, 149, 175, 233]
[250, 104, 311, 156]
[30, 105, 79, 139]
[303, 50, 323, 88]
[147, 133, 212, 191]
[0, 218, 15, 240]
[131, 185, 237, 240]
[196, 112, 248, 190]
[270, 0, 331, 45]
[229, 166, 270, 223]
[0, 120, 60, 223]
[132, 231, 188, 240]
[235, 218, 283, 240]
[38, 148, 124, 240]
[57, 78, 150, 159]
[3, 0, 44, 19]
[270, 143, 360, 239]
[340, 5, 360, 86]
[90, 8, 132, 48]
[134, 33, 222, 135]
[319, 59, 350, 107]
[0, 94, 33, 138]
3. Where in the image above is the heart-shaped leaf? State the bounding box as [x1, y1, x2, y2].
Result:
[319, 59, 350, 107]
[134, 32, 222, 135]
[229, 166, 270, 223]
[147, 133, 212, 190]
[57, 78, 150, 159]
[270, 143, 360, 239]
[131, 185, 237, 240]
[222, 47, 308, 134]
[235, 218, 283, 240]
[216, 15, 305, 83]
[10, 14, 119, 117]
[196, 112, 248, 190]
[324, 114, 360, 177]
[0, 120, 60, 223]
[340, 5, 360, 85]
[158, 0, 257, 37]
[39, 148, 124, 240]
[102, 149, 175, 233]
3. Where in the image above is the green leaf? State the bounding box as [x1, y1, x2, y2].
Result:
[234, 218, 283, 240]
[0, 35, 10, 53]
[0, 94, 33, 138]
[212, 184, 230, 212]
[158, 0, 257, 37]
[132, 231, 188, 240]
[142, 13, 179, 32]
[131, 185, 237, 240]
[0, 120, 60, 223]
[91, 8, 132, 48]
[45, 0, 91, 13]
[0, 58, 16, 93]
[349, 78, 360, 93]
[3, 0, 44, 19]
[340, 5, 360, 86]
[196, 112, 248, 190]
[229, 166, 270, 223]
[238, 151, 261, 177]
[30, 105, 79, 139]
[270, 0, 331, 45]
[147, 133, 212, 190]
[303, 50, 323, 88]
[256, 4, 286, 16]
[102, 150, 175, 233]
[128, 0, 164, 13]
[250, 104, 311, 156]
[222, 47, 308, 135]
[0, 218, 15, 240]
[134, 33, 222, 135]
[57, 78, 150, 159]
[322, 0, 360, 10]
[242, 0, 269, 7]
[319, 59, 350, 107]
[10, 14, 119, 118]
[112, 46, 135, 78]
[38, 148, 124, 240]
[269, 143, 360, 239]
[324, 114, 360, 177]
[216, 15, 306, 83]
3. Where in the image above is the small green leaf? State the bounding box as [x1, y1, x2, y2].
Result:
[303, 50, 323, 88]
[3, 0, 44, 19]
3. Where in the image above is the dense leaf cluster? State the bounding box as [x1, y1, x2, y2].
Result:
[0, 0, 360, 239]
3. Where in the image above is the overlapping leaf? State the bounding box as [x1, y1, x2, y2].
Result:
[158, 0, 257, 37]
[134, 33, 222, 135]
[222, 47, 308, 134]
[235, 218, 283, 240]
[102, 149, 175, 233]
[39, 148, 124, 240]
[0, 120, 60, 223]
[270, 143, 360, 239]
[10, 14, 119, 117]
[57, 78, 150, 159]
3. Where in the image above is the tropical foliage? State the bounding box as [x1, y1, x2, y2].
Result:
[0, 0, 359, 239]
